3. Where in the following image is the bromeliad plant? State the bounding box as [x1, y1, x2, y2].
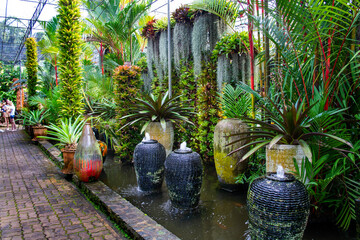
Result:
[229, 95, 353, 163]
[120, 91, 194, 133]
[39, 116, 86, 151]
[21, 109, 50, 127]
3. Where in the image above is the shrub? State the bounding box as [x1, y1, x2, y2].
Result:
[25, 37, 38, 110]
[57, 0, 84, 118]
[113, 65, 143, 161]
[194, 61, 222, 164]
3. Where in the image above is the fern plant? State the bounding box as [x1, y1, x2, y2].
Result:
[57, 0, 84, 118]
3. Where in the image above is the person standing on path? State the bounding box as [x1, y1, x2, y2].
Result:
[6, 99, 16, 131]
[1, 99, 9, 131]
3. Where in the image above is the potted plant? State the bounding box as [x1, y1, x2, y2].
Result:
[229, 97, 352, 174]
[120, 91, 194, 156]
[214, 85, 251, 189]
[21, 109, 50, 141]
[39, 116, 85, 175]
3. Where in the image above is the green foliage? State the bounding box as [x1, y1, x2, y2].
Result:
[228, 87, 353, 162]
[28, 86, 61, 124]
[0, 62, 18, 103]
[219, 84, 251, 118]
[39, 115, 86, 151]
[84, 0, 150, 64]
[294, 140, 360, 231]
[20, 109, 49, 127]
[83, 65, 114, 101]
[57, 0, 84, 118]
[175, 61, 197, 147]
[153, 17, 175, 32]
[113, 65, 142, 160]
[212, 32, 251, 61]
[25, 37, 38, 109]
[194, 61, 221, 164]
[235, 148, 266, 184]
[120, 91, 194, 133]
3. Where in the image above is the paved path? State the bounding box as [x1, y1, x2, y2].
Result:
[0, 130, 126, 240]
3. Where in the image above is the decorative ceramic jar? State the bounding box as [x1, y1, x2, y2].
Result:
[61, 149, 75, 175]
[214, 118, 249, 189]
[247, 172, 310, 239]
[266, 144, 305, 174]
[32, 126, 47, 141]
[133, 137, 166, 192]
[165, 143, 203, 209]
[74, 122, 103, 182]
[145, 121, 174, 156]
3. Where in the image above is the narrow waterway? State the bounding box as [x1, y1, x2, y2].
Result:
[100, 154, 352, 240]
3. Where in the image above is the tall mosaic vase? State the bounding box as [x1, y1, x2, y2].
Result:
[214, 119, 249, 190]
[74, 122, 103, 182]
[247, 173, 310, 239]
[165, 148, 203, 209]
[133, 139, 166, 192]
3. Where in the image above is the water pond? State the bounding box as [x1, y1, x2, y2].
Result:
[100, 155, 351, 240]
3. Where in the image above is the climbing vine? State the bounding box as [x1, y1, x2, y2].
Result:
[194, 61, 222, 164]
[113, 65, 142, 161]
[57, 0, 84, 118]
[25, 37, 38, 110]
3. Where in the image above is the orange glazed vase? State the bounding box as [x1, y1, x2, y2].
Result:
[74, 122, 103, 182]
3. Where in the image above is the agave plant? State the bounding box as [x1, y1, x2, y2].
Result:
[39, 116, 86, 151]
[21, 109, 50, 127]
[229, 98, 353, 162]
[120, 91, 194, 133]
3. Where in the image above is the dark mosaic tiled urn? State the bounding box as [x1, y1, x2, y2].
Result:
[133, 139, 166, 192]
[165, 147, 203, 209]
[247, 172, 310, 240]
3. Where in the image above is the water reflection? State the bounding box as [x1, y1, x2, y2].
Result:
[100, 154, 348, 240]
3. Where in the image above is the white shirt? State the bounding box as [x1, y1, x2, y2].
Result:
[6, 105, 15, 116]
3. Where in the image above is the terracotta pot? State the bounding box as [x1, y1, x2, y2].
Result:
[214, 119, 249, 189]
[266, 144, 305, 174]
[32, 126, 47, 141]
[145, 121, 174, 156]
[61, 149, 75, 175]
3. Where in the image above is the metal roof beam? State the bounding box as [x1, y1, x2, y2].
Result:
[13, 0, 48, 64]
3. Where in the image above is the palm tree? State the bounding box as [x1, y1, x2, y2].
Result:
[84, 0, 150, 67]
[38, 17, 60, 85]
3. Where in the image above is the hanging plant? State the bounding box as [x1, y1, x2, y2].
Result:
[192, 13, 227, 76]
[211, 32, 252, 61]
[172, 5, 195, 24]
[141, 19, 157, 39]
[113, 65, 143, 160]
[57, 0, 84, 118]
[212, 32, 257, 90]
[173, 8, 193, 70]
[137, 57, 152, 93]
[153, 17, 175, 33]
[25, 37, 38, 110]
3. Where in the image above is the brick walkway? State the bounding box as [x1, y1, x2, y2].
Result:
[0, 130, 126, 240]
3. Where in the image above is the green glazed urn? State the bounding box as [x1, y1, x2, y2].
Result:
[214, 118, 249, 190]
